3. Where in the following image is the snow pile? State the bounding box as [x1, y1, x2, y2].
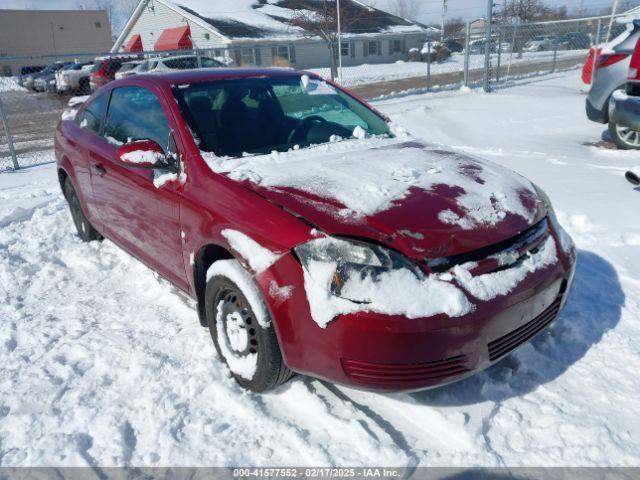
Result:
[215, 300, 257, 380]
[205, 140, 537, 225]
[452, 236, 558, 301]
[221, 229, 281, 273]
[0, 77, 26, 92]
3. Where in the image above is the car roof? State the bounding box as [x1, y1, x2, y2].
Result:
[126, 68, 308, 86]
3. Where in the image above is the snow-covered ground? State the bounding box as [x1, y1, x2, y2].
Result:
[0, 77, 26, 93]
[1, 71, 639, 467]
[310, 50, 587, 87]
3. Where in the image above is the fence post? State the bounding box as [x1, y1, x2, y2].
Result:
[552, 46, 558, 73]
[496, 29, 502, 83]
[426, 37, 431, 92]
[463, 21, 471, 87]
[482, 0, 494, 92]
[0, 96, 19, 171]
[196, 48, 202, 68]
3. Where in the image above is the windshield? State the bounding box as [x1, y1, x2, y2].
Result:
[173, 76, 391, 158]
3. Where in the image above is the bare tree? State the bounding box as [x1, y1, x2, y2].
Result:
[289, 1, 374, 80]
[386, 0, 423, 20]
[444, 16, 465, 37]
[500, 0, 552, 22]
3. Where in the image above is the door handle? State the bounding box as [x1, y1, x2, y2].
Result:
[92, 163, 106, 177]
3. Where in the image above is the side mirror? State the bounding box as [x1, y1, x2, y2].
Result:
[115, 140, 177, 172]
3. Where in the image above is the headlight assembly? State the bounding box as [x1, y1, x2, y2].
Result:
[295, 237, 422, 301]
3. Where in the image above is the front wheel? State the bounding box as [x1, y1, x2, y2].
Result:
[64, 177, 102, 242]
[205, 259, 294, 392]
[608, 122, 640, 150]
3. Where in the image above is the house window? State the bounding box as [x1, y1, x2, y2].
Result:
[94, 21, 102, 28]
[367, 41, 378, 55]
[241, 47, 256, 65]
[275, 45, 290, 62]
[391, 39, 403, 53]
[204, 33, 210, 40]
[341, 42, 350, 57]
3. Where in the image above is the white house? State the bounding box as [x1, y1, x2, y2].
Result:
[111, 0, 429, 70]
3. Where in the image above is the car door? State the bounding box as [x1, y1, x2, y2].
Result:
[68, 92, 109, 228]
[89, 85, 188, 290]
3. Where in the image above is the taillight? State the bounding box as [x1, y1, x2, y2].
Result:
[597, 53, 629, 68]
[629, 39, 640, 80]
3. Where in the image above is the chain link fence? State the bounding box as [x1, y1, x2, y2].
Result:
[0, 13, 635, 171]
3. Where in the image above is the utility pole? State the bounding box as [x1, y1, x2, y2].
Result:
[441, 0, 448, 41]
[483, 0, 494, 92]
[337, 0, 342, 82]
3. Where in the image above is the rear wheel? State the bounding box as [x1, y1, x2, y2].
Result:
[64, 177, 102, 242]
[609, 122, 640, 150]
[205, 259, 293, 392]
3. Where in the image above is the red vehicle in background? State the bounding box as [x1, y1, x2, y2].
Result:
[90, 56, 138, 92]
[55, 69, 576, 393]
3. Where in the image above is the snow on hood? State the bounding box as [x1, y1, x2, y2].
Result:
[203, 138, 542, 258]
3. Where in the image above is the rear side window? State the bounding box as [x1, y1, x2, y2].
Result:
[164, 57, 197, 69]
[103, 86, 172, 150]
[76, 93, 107, 134]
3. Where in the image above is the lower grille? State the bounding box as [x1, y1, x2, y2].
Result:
[488, 298, 561, 362]
[342, 355, 470, 383]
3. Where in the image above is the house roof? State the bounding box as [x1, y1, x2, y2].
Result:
[119, 0, 425, 47]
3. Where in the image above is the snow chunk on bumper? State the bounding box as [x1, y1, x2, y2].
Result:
[452, 236, 559, 301]
[302, 260, 473, 328]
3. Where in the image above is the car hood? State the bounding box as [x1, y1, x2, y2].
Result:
[208, 140, 545, 260]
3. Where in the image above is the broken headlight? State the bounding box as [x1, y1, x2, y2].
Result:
[295, 237, 422, 299]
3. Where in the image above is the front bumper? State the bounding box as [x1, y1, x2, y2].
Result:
[609, 90, 640, 131]
[258, 227, 577, 392]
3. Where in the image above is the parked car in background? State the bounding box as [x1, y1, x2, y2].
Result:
[445, 40, 464, 53]
[524, 36, 554, 52]
[56, 62, 93, 95]
[553, 32, 591, 50]
[608, 37, 640, 149]
[132, 55, 224, 75]
[115, 60, 142, 80]
[468, 39, 496, 54]
[586, 20, 640, 146]
[55, 69, 576, 393]
[26, 63, 68, 91]
[17, 65, 44, 88]
[34, 62, 73, 92]
[90, 56, 138, 92]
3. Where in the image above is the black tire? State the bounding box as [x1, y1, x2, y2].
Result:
[205, 260, 293, 392]
[64, 177, 102, 242]
[608, 121, 640, 150]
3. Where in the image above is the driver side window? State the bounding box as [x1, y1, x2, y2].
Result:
[103, 86, 172, 151]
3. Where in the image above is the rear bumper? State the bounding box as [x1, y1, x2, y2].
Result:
[609, 90, 640, 131]
[586, 96, 608, 124]
[259, 227, 577, 392]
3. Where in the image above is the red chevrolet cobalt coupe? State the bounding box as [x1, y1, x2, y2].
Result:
[55, 69, 576, 392]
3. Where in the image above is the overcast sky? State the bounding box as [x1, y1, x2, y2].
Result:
[0, 0, 634, 27]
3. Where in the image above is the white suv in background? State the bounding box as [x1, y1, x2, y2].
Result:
[55, 62, 93, 95]
[132, 55, 224, 75]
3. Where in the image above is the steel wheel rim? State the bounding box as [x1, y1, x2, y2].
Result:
[216, 288, 258, 357]
[616, 124, 640, 147]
